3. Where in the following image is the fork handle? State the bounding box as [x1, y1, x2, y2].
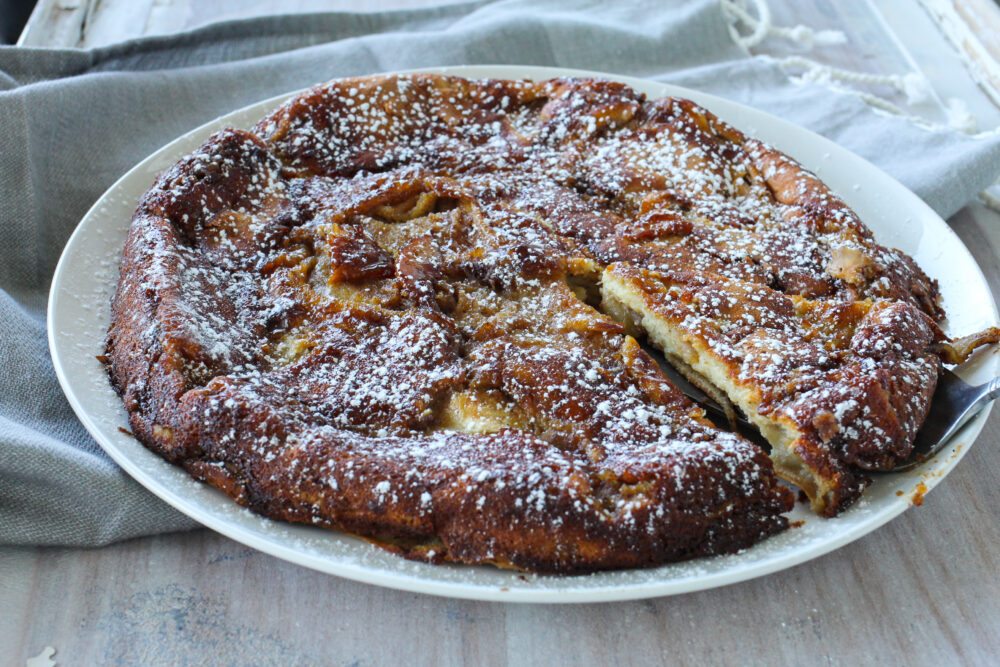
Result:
[949, 375, 1000, 443]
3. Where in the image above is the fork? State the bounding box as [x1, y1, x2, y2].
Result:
[899, 368, 1000, 470]
[645, 345, 1000, 471]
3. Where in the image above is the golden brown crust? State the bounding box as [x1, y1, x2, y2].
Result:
[602, 264, 943, 514]
[107, 73, 959, 571]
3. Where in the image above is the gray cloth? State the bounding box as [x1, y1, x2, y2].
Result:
[2, 0, 998, 547]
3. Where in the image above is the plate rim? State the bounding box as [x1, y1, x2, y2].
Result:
[47, 63, 999, 603]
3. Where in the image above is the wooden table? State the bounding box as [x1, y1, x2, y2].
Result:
[7, 2, 1000, 664]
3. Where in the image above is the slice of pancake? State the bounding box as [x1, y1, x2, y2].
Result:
[602, 264, 947, 515]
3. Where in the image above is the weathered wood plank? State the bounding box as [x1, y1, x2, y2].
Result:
[17, 0, 93, 48]
[929, 0, 1000, 107]
[79, 0, 157, 49]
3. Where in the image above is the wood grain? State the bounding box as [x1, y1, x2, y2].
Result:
[919, 0, 1000, 108]
[954, 0, 1000, 104]
[956, 0, 1000, 63]
[17, 0, 89, 48]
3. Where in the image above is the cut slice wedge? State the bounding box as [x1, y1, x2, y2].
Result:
[602, 263, 946, 515]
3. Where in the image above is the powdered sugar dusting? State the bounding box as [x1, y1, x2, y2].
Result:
[104, 73, 947, 572]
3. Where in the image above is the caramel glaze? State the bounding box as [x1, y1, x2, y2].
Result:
[107, 74, 971, 571]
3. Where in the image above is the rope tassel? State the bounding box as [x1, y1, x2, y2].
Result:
[721, 0, 999, 211]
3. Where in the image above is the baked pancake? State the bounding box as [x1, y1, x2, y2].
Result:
[106, 73, 995, 571]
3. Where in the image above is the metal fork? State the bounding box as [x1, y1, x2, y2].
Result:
[645, 345, 1000, 471]
[900, 369, 1000, 470]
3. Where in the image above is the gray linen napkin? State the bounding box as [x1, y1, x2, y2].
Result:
[2, 0, 998, 547]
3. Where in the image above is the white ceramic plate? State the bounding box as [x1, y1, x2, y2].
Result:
[49, 65, 999, 602]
